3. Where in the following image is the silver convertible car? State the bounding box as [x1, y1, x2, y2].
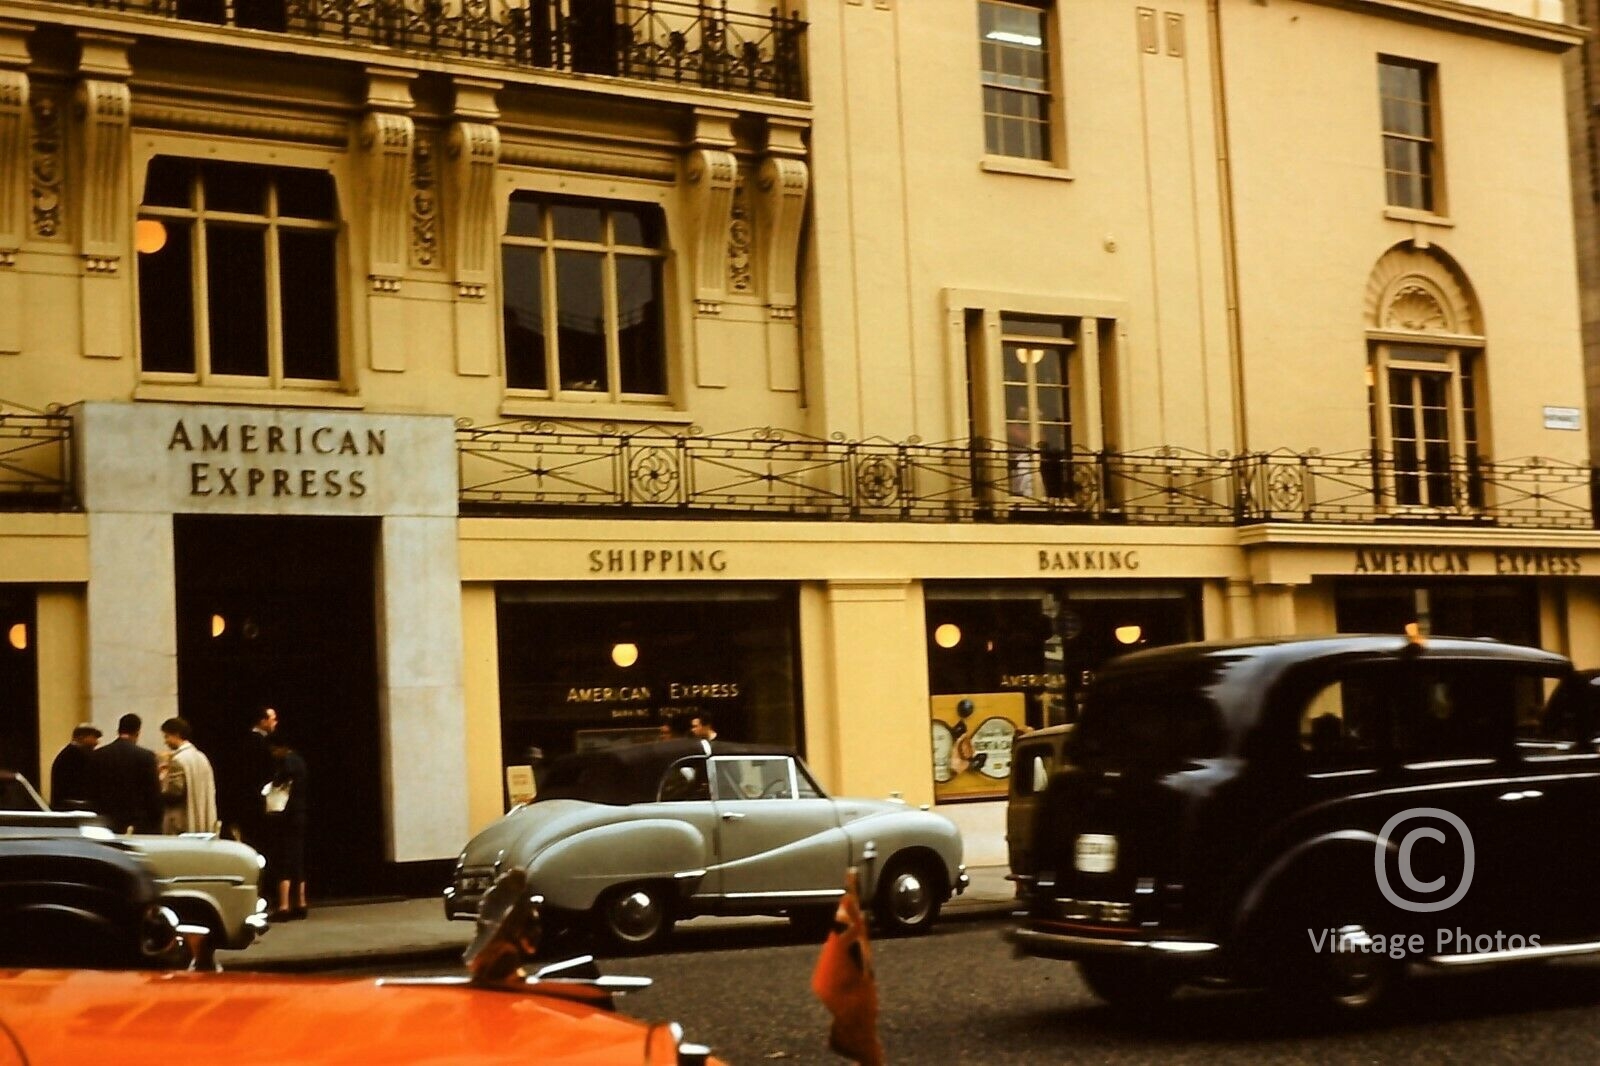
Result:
[445, 740, 968, 950]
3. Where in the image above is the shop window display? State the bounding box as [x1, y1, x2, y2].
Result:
[924, 583, 1198, 800]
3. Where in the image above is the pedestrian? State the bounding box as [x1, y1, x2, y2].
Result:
[222, 705, 277, 848]
[49, 723, 101, 812]
[263, 733, 309, 922]
[92, 713, 162, 834]
[689, 714, 719, 741]
[159, 717, 217, 835]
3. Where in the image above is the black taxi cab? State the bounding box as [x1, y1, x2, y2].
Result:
[1009, 634, 1600, 1013]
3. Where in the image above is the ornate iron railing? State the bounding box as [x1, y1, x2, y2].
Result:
[58, 0, 807, 100]
[1235, 449, 1596, 530]
[458, 421, 1600, 529]
[0, 406, 75, 511]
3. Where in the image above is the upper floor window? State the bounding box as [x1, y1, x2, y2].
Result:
[1369, 344, 1482, 509]
[979, 1, 1053, 161]
[136, 157, 340, 385]
[501, 193, 668, 401]
[1003, 316, 1074, 495]
[1379, 57, 1439, 212]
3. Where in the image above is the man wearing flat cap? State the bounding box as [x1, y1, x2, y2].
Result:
[49, 722, 101, 812]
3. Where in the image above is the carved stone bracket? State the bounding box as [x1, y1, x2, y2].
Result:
[445, 119, 500, 298]
[756, 154, 808, 318]
[362, 110, 415, 285]
[75, 78, 130, 271]
[0, 69, 26, 258]
[686, 147, 738, 315]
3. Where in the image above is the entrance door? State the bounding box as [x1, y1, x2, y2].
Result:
[174, 515, 383, 898]
[0, 588, 38, 785]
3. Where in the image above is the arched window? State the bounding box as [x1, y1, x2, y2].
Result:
[1364, 244, 1484, 511]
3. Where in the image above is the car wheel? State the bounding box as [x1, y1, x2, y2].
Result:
[873, 856, 943, 935]
[1293, 922, 1403, 1017]
[1077, 957, 1179, 1011]
[593, 884, 674, 953]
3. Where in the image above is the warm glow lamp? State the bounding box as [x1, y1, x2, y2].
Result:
[6, 623, 25, 651]
[1114, 625, 1142, 645]
[211, 614, 227, 638]
[611, 642, 639, 668]
[135, 219, 168, 255]
[934, 623, 962, 649]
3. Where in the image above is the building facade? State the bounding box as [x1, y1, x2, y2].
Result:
[0, 0, 1593, 889]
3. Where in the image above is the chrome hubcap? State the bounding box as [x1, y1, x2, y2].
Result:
[890, 872, 929, 924]
[608, 890, 663, 942]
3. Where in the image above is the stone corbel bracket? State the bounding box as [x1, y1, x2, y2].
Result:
[446, 120, 500, 299]
[75, 78, 130, 272]
[362, 109, 414, 291]
[0, 68, 26, 269]
[758, 119, 809, 320]
[685, 108, 739, 316]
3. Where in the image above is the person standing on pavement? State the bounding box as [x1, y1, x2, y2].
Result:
[49, 723, 101, 812]
[222, 706, 277, 848]
[689, 714, 719, 742]
[92, 714, 162, 834]
[159, 717, 217, 835]
[264, 732, 309, 921]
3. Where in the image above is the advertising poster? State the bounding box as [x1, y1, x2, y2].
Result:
[930, 692, 1026, 801]
[505, 764, 536, 808]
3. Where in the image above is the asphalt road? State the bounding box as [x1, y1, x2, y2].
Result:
[373, 916, 1600, 1064]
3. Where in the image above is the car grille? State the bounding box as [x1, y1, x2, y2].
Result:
[1050, 897, 1133, 925]
[456, 866, 496, 896]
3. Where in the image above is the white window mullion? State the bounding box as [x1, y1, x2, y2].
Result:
[603, 245, 621, 401]
[265, 181, 285, 384]
[542, 240, 560, 395]
[193, 214, 213, 385]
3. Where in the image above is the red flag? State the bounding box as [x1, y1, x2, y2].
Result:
[810, 867, 884, 1066]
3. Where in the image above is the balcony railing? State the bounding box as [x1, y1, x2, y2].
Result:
[456, 421, 1600, 530]
[0, 407, 76, 512]
[57, 0, 807, 99]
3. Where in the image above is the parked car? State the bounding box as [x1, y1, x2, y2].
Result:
[0, 772, 267, 952]
[1005, 724, 1075, 901]
[0, 834, 184, 970]
[1009, 635, 1600, 1014]
[446, 739, 968, 949]
[0, 867, 719, 1065]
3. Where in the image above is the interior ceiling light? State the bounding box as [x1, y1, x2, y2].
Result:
[6, 623, 25, 651]
[135, 218, 168, 255]
[1114, 625, 1143, 645]
[934, 623, 962, 649]
[611, 642, 639, 668]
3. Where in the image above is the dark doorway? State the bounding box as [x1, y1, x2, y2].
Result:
[174, 516, 383, 898]
[0, 588, 38, 784]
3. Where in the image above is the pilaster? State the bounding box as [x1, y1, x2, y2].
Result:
[74, 33, 132, 361]
[0, 23, 30, 355]
[446, 78, 500, 377]
[361, 69, 416, 373]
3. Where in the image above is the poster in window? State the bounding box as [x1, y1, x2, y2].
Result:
[930, 692, 1026, 801]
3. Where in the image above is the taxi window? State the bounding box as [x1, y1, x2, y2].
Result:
[1518, 669, 1597, 755]
[1012, 745, 1053, 796]
[1298, 672, 1390, 771]
[1391, 665, 1509, 763]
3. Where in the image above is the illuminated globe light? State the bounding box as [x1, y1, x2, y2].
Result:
[6, 623, 25, 651]
[1114, 625, 1143, 645]
[934, 623, 962, 649]
[211, 614, 227, 638]
[611, 642, 639, 668]
[135, 219, 168, 255]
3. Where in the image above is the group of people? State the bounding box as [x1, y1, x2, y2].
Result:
[656, 713, 720, 741]
[49, 706, 311, 923]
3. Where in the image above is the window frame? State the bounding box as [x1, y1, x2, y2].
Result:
[499, 192, 672, 406]
[978, 0, 1060, 165]
[1378, 55, 1444, 215]
[134, 156, 344, 390]
[1368, 341, 1482, 512]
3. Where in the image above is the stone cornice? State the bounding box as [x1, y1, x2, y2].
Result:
[1291, 0, 1583, 50]
[498, 141, 676, 182]
[129, 99, 348, 147]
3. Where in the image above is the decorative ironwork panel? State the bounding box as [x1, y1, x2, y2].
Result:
[0, 408, 75, 510]
[53, 0, 807, 101]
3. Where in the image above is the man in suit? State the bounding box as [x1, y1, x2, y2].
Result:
[92, 714, 161, 834]
[49, 723, 101, 811]
[222, 705, 277, 848]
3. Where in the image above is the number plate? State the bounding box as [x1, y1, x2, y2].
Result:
[1074, 833, 1117, 874]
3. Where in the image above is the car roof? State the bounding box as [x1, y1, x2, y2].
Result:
[1102, 634, 1571, 675]
[534, 739, 798, 805]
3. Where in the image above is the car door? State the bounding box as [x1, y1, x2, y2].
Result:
[649, 756, 724, 901]
[708, 755, 850, 901]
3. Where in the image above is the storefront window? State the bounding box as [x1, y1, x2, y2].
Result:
[924, 582, 1199, 800]
[495, 584, 801, 802]
[1332, 580, 1538, 646]
[0, 588, 38, 787]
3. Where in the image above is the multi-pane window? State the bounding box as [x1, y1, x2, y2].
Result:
[1002, 315, 1074, 496]
[979, 1, 1052, 161]
[501, 194, 668, 400]
[1370, 345, 1481, 508]
[136, 157, 340, 384]
[1379, 58, 1439, 211]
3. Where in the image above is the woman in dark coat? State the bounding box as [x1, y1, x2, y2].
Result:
[264, 734, 309, 921]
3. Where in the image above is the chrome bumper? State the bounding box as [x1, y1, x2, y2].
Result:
[1008, 925, 1220, 962]
[954, 865, 970, 896]
[442, 885, 480, 921]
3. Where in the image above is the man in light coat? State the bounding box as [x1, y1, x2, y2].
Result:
[159, 716, 217, 835]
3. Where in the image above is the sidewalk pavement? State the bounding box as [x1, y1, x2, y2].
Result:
[219, 865, 1019, 973]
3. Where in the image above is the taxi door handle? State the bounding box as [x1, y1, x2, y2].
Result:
[721, 812, 745, 822]
[1498, 790, 1545, 802]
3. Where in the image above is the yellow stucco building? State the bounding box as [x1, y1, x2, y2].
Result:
[0, 0, 1594, 890]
